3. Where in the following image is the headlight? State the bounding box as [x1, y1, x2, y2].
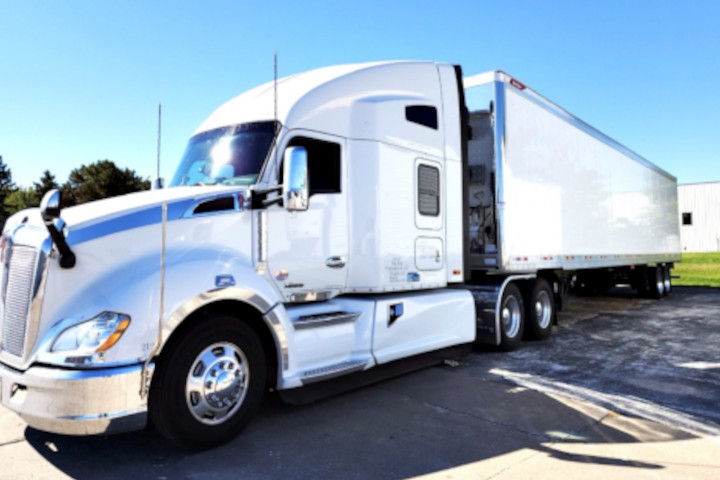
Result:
[51, 312, 131, 354]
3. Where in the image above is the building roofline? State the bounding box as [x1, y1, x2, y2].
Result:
[678, 181, 720, 187]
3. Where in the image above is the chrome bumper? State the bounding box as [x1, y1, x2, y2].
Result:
[0, 362, 153, 435]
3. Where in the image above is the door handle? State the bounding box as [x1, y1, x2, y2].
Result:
[326, 256, 346, 268]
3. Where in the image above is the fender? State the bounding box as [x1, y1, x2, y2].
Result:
[160, 284, 289, 373]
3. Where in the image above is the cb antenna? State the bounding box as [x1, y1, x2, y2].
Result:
[157, 102, 162, 178]
[274, 52, 278, 129]
[152, 102, 164, 189]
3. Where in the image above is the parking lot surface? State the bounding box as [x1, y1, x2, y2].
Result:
[1, 287, 719, 479]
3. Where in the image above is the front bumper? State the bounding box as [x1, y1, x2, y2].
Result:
[0, 361, 153, 435]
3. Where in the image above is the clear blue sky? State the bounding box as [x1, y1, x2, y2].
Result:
[1, 0, 718, 188]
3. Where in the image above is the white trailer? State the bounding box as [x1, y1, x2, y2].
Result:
[0, 61, 680, 449]
[462, 71, 680, 346]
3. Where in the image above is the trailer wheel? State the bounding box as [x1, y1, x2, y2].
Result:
[526, 278, 554, 341]
[149, 315, 266, 450]
[647, 266, 665, 299]
[662, 266, 672, 296]
[500, 283, 524, 351]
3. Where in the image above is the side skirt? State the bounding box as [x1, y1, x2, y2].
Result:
[278, 343, 473, 405]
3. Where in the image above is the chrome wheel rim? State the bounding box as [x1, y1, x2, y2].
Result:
[185, 342, 249, 425]
[663, 269, 671, 293]
[535, 290, 553, 329]
[502, 296, 521, 338]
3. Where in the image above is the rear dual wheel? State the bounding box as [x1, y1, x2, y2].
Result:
[662, 266, 672, 296]
[499, 283, 524, 351]
[499, 278, 556, 350]
[647, 266, 667, 299]
[525, 278, 554, 341]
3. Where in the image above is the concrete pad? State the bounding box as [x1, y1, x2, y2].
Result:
[0, 440, 72, 480]
[408, 437, 720, 480]
[0, 404, 26, 446]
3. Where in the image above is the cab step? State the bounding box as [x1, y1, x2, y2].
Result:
[300, 359, 369, 384]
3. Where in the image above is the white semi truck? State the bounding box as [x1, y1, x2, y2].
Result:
[0, 61, 680, 449]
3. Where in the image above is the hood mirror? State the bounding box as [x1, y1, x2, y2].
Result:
[39, 189, 76, 269]
[40, 189, 61, 222]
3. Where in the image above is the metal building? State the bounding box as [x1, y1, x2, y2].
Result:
[678, 181, 720, 252]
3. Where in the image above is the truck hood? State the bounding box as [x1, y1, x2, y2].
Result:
[51, 186, 249, 246]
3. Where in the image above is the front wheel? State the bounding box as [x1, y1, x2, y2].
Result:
[499, 283, 525, 351]
[149, 315, 267, 450]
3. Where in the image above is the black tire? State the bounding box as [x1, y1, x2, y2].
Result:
[525, 278, 554, 341]
[662, 265, 672, 296]
[499, 282, 524, 351]
[647, 266, 665, 299]
[149, 315, 267, 450]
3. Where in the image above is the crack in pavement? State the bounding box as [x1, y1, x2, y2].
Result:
[0, 437, 27, 448]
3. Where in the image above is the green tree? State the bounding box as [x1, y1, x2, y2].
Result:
[4, 187, 39, 214]
[0, 156, 16, 227]
[33, 169, 59, 201]
[62, 159, 150, 207]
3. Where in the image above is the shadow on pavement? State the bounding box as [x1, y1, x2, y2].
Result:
[22, 365, 681, 480]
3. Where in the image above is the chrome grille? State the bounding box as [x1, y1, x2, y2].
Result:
[1, 245, 38, 357]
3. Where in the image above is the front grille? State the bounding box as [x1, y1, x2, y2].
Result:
[1, 245, 39, 357]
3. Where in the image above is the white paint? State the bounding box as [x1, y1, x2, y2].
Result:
[501, 85, 681, 266]
[281, 297, 376, 388]
[371, 289, 475, 364]
[415, 237, 444, 271]
[265, 130, 349, 301]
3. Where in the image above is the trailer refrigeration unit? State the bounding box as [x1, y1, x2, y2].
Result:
[0, 62, 680, 449]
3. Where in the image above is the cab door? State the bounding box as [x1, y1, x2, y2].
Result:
[265, 131, 348, 301]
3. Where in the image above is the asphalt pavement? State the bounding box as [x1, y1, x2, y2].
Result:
[1, 286, 719, 479]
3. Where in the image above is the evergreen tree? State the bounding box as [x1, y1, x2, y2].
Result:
[0, 156, 16, 228]
[4, 187, 39, 214]
[62, 159, 150, 207]
[33, 169, 60, 200]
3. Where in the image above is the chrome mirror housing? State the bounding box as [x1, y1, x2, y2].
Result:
[40, 189, 62, 222]
[39, 189, 76, 268]
[283, 146, 309, 212]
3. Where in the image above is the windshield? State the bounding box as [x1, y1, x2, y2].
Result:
[169, 121, 277, 187]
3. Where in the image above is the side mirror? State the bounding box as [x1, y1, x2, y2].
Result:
[40, 189, 61, 222]
[283, 146, 309, 211]
[151, 177, 165, 190]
